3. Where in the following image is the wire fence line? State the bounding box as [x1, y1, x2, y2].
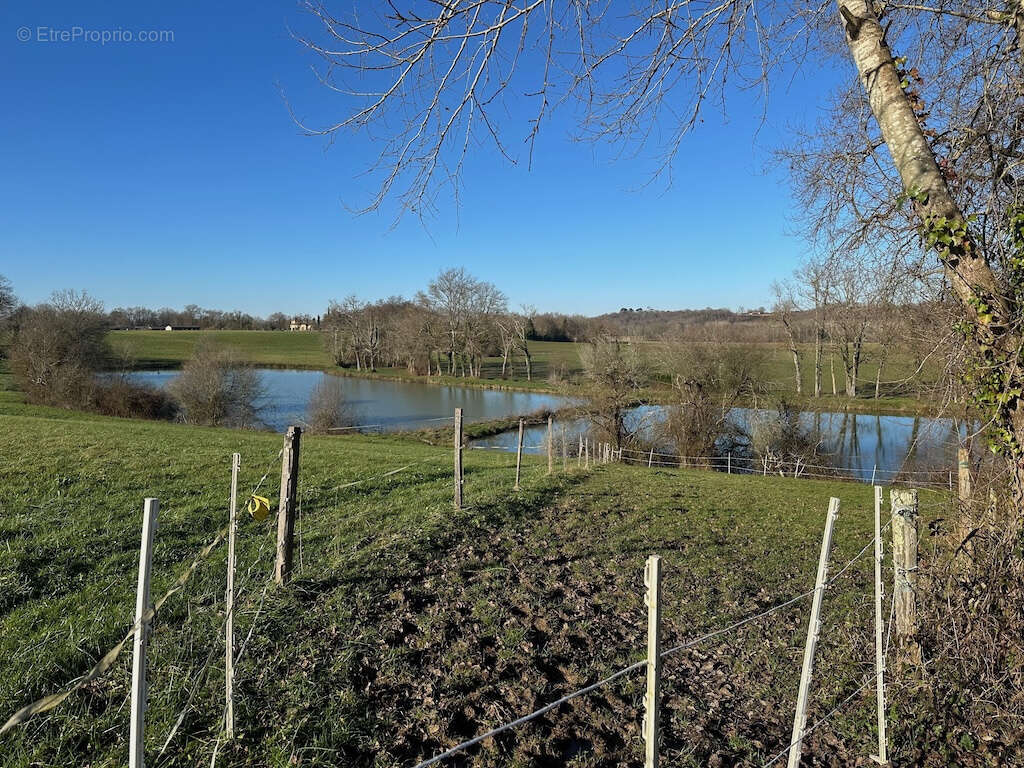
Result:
[1, 443, 284, 737]
[410, 521, 893, 768]
[5, 424, 929, 768]
[759, 587, 899, 768]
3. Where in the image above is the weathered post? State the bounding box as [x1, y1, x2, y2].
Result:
[547, 416, 554, 475]
[891, 488, 920, 663]
[130, 498, 159, 768]
[958, 447, 971, 502]
[871, 486, 888, 765]
[643, 555, 663, 768]
[577, 434, 583, 468]
[787, 497, 840, 768]
[648, 447, 654, 468]
[727, 452, 732, 475]
[454, 408, 464, 509]
[275, 426, 301, 585]
[514, 418, 524, 491]
[225, 454, 240, 739]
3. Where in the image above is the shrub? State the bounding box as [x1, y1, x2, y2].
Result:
[168, 341, 264, 427]
[92, 375, 179, 420]
[305, 376, 356, 433]
[8, 291, 108, 408]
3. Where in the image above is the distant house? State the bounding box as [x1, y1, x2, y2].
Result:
[163, 325, 201, 331]
[289, 319, 312, 331]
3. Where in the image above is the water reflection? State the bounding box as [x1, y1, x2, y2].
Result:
[471, 405, 968, 482]
[129, 369, 576, 433]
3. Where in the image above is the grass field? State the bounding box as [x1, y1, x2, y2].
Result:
[108, 330, 942, 414]
[0, 398, 951, 767]
[109, 330, 333, 369]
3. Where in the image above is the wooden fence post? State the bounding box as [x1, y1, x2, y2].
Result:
[871, 486, 888, 765]
[649, 447, 654, 468]
[891, 488, 920, 663]
[958, 447, 971, 502]
[454, 408, 464, 510]
[514, 418, 524, 491]
[275, 426, 301, 585]
[130, 498, 159, 768]
[547, 416, 554, 475]
[225, 454, 240, 739]
[643, 555, 663, 768]
[787, 497, 840, 768]
[727, 452, 732, 474]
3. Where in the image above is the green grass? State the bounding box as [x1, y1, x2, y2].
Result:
[0, 398, 952, 766]
[108, 331, 942, 414]
[109, 330, 332, 369]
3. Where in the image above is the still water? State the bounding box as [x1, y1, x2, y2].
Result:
[471, 404, 967, 482]
[134, 368, 964, 481]
[130, 368, 575, 432]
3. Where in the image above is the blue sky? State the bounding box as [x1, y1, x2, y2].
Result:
[1, 2, 844, 317]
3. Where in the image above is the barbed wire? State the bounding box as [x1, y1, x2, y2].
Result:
[409, 519, 889, 767]
[409, 660, 647, 768]
[1, 445, 284, 736]
[759, 580, 898, 767]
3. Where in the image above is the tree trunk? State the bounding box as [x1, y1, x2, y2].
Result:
[783, 319, 802, 395]
[830, 353, 837, 395]
[792, 345, 802, 395]
[839, 0, 1024, 470]
[814, 329, 822, 397]
[875, 358, 883, 399]
[524, 350, 532, 381]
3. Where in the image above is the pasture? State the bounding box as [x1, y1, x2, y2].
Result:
[0, 396, 949, 766]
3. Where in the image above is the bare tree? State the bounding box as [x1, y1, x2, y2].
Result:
[295, 0, 1024, 486]
[0, 274, 17, 357]
[323, 296, 362, 367]
[795, 259, 832, 398]
[578, 338, 647, 449]
[421, 268, 474, 375]
[496, 315, 517, 377]
[511, 306, 535, 381]
[168, 341, 264, 427]
[0, 274, 16, 325]
[658, 340, 765, 466]
[771, 280, 803, 395]
[828, 260, 870, 397]
[306, 375, 355, 432]
[9, 291, 109, 407]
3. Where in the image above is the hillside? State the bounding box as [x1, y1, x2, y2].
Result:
[0, 399, 952, 767]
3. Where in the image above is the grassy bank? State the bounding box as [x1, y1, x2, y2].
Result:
[0, 398, 952, 767]
[108, 330, 943, 416]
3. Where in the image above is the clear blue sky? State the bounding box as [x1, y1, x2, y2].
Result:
[1, 2, 844, 317]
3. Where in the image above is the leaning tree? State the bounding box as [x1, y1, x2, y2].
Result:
[292, 0, 1024, 488]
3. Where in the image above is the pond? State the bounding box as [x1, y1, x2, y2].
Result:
[133, 368, 965, 483]
[470, 404, 968, 484]
[129, 368, 575, 432]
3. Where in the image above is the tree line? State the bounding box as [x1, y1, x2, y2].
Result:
[321, 267, 590, 380]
